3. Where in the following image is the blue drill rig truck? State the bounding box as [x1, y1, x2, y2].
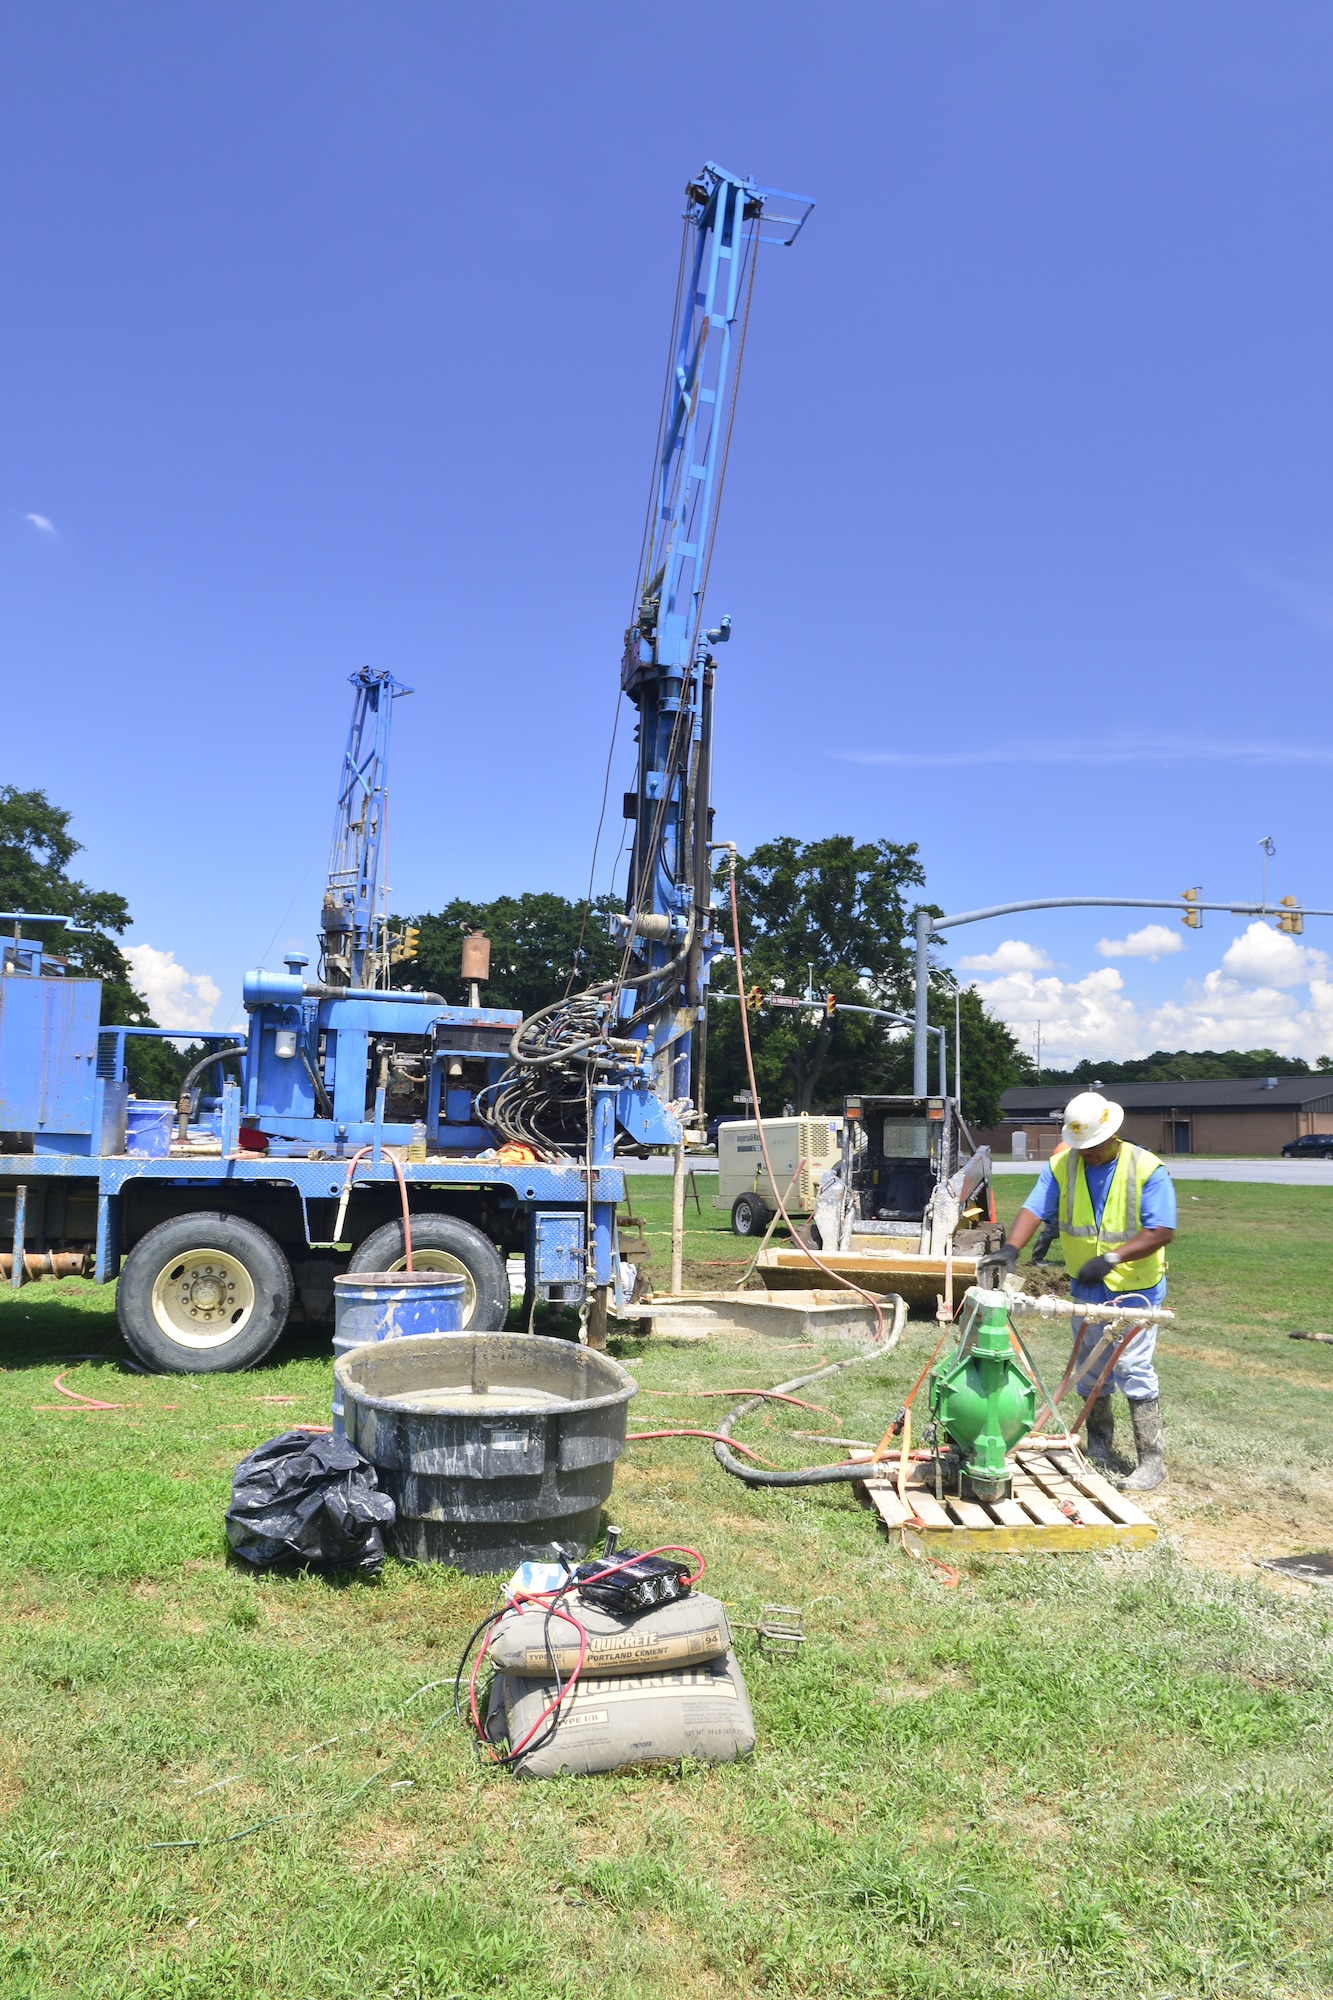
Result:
[0, 162, 812, 1374]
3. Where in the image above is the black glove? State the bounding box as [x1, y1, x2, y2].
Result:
[1075, 1252, 1121, 1286]
[978, 1242, 1020, 1288]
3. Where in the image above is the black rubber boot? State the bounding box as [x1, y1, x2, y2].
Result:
[1121, 1396, 1166, 1493]
[1084, 1394, 1118, 1474]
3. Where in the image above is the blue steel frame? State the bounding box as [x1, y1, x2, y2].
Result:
[0, 1149, 623, 1288]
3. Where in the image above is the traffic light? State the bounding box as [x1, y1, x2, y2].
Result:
[824, 991, 836, 1018]
[1278, 896, 1304, 935]
[390, 923, 420, 963]
[745, 984, 764, 1012]
[1181, 887, 1202, 930]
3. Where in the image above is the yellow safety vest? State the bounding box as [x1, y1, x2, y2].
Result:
[1050, 1142, 1168, 1294]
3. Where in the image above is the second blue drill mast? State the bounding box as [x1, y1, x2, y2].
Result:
[319, 665, 411, 987]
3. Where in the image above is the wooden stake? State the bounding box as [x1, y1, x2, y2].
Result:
[670, 1142, 686, 1295]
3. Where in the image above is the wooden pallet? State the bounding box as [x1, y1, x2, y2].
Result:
[854, 1445, 1157, 1553]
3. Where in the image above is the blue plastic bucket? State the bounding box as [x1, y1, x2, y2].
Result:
[125, 1099, 175, 1157]
[332, 1270, 467, 1434]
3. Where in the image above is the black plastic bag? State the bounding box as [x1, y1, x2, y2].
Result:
[226, 1430, 396, 1575]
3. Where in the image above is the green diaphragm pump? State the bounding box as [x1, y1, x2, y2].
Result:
[929, 1289, 1038, 1502]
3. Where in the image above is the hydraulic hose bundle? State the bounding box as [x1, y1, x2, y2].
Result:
[475, 993, 625, 1157]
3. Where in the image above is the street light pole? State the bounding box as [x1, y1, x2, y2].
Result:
[912, 907, 932, 1095]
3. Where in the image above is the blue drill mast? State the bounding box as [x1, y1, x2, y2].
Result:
[485, 163, 813, 1164]
[618, 165, 813, 1124]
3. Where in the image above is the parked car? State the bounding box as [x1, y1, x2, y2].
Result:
[1281, 1134, 1333, 1159]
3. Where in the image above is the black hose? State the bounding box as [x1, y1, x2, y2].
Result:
[711, 1299, 907, 1488]
[299, 1045, 334, 1119]
[176, 1044, 247, 1138]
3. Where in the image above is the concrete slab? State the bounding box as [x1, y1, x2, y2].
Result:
[610, 1288, 883, 1344]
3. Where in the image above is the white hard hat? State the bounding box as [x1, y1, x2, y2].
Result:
[1061, 1090, 1124, 1150]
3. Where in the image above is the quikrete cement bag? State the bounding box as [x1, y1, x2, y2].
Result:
[500, 1649, 755, 1778]
[488, 1591, 732, 1681]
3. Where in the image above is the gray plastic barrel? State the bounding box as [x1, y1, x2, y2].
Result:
[331, 1271, 466, 1435]
[334, 1332, 637, 1572]
[125, 1100, 175, 1157]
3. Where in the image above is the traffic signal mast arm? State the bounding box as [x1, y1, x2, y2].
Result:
[910, 891, 1322, 1093]
[927, 893, 1322, 930]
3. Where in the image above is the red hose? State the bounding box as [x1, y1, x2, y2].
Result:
[625, 1428, 780, 1465]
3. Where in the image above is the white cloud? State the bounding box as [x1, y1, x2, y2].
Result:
[969, 965, 1145, 1067]
[1096, 924, 1185, 962]
[23, 512, 56, 534]
[970, 943, 1333, 1069]
[1220, 921, 1328, 989]
[957, 938, 1053, 974]
[124, 945, 220, 1032]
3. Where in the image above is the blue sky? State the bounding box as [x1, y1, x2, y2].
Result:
[7, 3, 1333, 1065]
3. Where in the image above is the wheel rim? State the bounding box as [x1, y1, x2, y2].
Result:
[382, 1248, 477, 1324]
[150, 1248, 256, 1349]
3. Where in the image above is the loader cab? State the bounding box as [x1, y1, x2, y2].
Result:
[843, 1095, 959, 1225]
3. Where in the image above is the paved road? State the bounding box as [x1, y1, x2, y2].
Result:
[629, 1155, 1333, 1187]
[994, 1157, 1333, 1186]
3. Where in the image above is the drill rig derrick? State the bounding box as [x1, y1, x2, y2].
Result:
[489, 162, 814, 1164]
[319, 664, 411, 989]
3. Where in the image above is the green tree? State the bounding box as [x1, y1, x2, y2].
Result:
[705, 835, 1029, 1123]
[401, 892, 625, 1016]
[0, 786, 193, 1098]
[706, 834, 925, 1115]
[1042, 1047, 1316, 1086]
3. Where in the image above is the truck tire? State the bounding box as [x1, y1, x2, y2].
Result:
[350, 1214, 509, 1331]
[730, 1193, 771, 1238]
[116, 1213, 294, 1374]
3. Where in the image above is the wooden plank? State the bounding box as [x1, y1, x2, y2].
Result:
[902, 1491, 955, 1530]
[904, 1521, 1156, 1556]
[863, 1446, 1160, 1554]
[1024, 1455, 1114, 1529]
[1050, 1459, 1155, 1528]
[863, 1484, 910, 1529]
[1009, 1471, 1069, 1527]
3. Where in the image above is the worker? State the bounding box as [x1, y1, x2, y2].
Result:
[1027, 1140, 1067, 1264]
[990, 1091, 1175, 1493]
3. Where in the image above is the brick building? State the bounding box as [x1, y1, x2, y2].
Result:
[977, 1076, 1333, 1159]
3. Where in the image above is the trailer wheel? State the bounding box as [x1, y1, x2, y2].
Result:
[117, 1214, 293, 1374]
[350, 1214, 509, 1331]
[730, 1193, 771, 1238]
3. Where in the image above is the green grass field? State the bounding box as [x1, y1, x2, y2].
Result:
[1, 1179, 1331, 1998]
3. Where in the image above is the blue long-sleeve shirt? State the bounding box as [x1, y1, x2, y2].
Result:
[1021, 1152, 1174, 1305]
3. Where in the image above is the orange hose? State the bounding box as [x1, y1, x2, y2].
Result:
[340, 1146, 414, 1271]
